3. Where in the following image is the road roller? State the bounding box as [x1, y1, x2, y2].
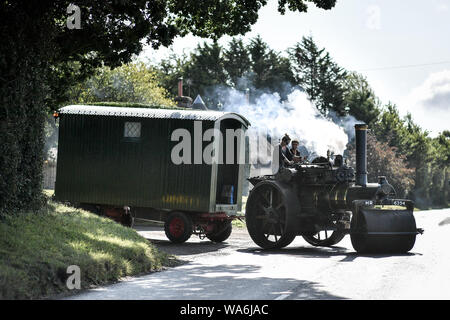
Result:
[245, 124, 423, 253]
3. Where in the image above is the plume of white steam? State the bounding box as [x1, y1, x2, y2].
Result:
[221, 88, 350, 161]
[328, 111, 360, 142]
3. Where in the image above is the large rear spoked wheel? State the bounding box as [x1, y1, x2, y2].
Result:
[246, 181, 297, 249]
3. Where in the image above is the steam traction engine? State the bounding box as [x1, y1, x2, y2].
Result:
[245, 124, 423, 253]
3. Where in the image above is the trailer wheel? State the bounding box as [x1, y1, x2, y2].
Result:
[164, 212, 193, 243]
[206, 222, 232, 243]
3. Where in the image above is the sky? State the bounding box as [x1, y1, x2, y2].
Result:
[140, 0, 450, 136]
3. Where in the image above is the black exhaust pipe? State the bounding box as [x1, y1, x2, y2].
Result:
[355, 124, 368, 186]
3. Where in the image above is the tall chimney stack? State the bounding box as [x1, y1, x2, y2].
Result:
[355, 124, 368, 186]
[174, 77, 192, 108]
[178, 77, 183, 97]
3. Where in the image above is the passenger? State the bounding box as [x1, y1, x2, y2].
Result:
[273, 134, 294, 172]
[290, 139, 303, 163]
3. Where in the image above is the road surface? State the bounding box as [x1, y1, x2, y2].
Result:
[67, 208, 450, 300]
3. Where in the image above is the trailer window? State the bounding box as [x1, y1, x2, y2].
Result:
[124, 122, 141, 138]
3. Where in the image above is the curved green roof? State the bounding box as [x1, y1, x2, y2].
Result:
[59, 105, 250, 128]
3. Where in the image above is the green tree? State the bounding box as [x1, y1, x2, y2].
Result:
[289, 36, 347, 115]
[182, 41, 228, 109]
[342, 72, 381, 125]
[223, 38, 252, 90]
[289, 36, 323, 102]
[371, 104, 441, 208]
[429, 131, 450, 206]
[247, 36, 295, 99]
[156, 51, 191, 98]
[372, 103, 409, 153]
[69, 62, 175, 106]
[348, 133, 414, 198]
[155, 36, 296, 105]
[402, 115, 435, 208]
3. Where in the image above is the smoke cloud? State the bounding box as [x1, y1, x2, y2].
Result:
[220, 88, 350, 161]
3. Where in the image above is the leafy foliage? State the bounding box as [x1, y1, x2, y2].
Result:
[348, 133, 414, 198]
[156, 51, 191, 98]
[68, 62, 176, 106]
[170, 0, 337, 38]
[277, 0, 337, 14]
[371, 104, 449, 208]
[429, 131, 450, 206]
[182, 41, 229, 108]
[342, 72, 381, 126]
[154, 36, 296, 108]
[223, 38, 252, 90]
[289, 36, 347, 115]
[248, 36, 295, 99]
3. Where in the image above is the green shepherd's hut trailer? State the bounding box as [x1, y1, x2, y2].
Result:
[54, 104, 250, 243]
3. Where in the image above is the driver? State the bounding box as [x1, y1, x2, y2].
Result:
[273, 134, 294, 172]
[290, 139, 303, 163]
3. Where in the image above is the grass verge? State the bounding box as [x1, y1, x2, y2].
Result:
[0, 200, 175, 299]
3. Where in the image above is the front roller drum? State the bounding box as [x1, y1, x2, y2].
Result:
[350, 201, 418, 253]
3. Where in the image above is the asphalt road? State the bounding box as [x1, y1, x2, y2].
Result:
[67, 208, 450, 300]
